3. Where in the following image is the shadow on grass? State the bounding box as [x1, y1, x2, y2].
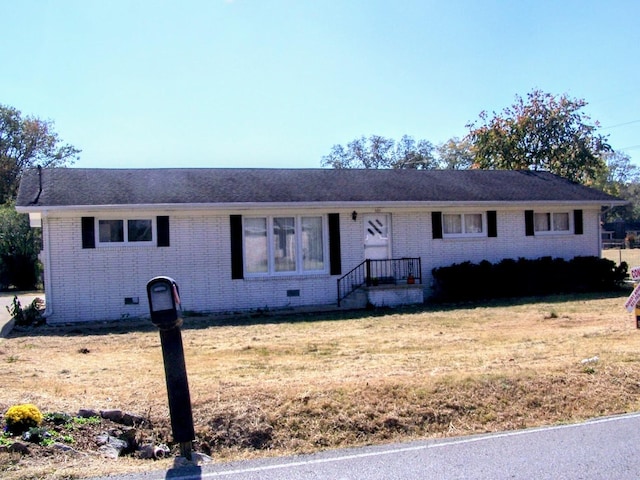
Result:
[6, 289, 631, 339]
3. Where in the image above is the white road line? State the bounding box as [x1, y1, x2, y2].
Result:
[177, 412, 640, 479]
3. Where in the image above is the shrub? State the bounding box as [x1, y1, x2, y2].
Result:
[6, 296, 45, 326]
[0, 203, 42, 291]
[431, 256, 628, 303]
[4, 404, 44, 434]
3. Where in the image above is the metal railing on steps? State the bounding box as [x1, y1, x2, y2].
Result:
[337, 257, 421, 306]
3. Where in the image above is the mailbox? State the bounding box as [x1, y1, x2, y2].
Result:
[147, 276, 182, 329]
[146, 275, 195, 459]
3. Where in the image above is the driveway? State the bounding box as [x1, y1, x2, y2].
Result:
[0, 292, 44, 337]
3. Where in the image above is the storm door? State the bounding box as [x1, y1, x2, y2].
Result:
[363, 214, 391, 260]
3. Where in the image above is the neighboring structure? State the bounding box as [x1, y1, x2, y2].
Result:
[16, 168, 624, 324]
[602, 220, 640, 248]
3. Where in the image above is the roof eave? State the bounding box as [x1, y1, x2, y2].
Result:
[15, 199, 628, 214]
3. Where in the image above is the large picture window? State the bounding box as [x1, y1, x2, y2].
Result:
[244, 215, 326, 275]
[442, 213, 484, 237]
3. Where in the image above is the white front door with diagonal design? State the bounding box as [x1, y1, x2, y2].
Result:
[364, 214, 391, 260]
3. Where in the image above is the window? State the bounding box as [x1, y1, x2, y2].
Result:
[274, 217, 296, 272]
[442, 213, 484, 237]
[243, 215, 326, 275]
[82, 216, 169, 249]
[128, 219, 153, 242]
[99, 220, 124, 243]
[97, 218, 154, 245]
[534, 212, 570, 233]
[244, 218, 268, 273]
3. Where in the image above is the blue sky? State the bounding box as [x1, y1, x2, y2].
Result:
[2, 0, 639, 169]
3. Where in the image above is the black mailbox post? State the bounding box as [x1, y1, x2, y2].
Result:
[146, 276, 195, 460]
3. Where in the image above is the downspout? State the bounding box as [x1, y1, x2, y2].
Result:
[30, 165, 43, 205]
[41, 212, 53, 319]
[30, 166, 52, 318]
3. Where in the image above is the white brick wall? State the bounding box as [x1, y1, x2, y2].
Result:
[42, 206, 602, 323]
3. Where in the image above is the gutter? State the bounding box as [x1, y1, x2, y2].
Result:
[15, 199, 629, 215]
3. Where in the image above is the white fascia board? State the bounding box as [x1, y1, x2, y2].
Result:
[15, 199, 627, 216]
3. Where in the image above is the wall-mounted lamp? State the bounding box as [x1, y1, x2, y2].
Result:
[352, 211, 358, 221]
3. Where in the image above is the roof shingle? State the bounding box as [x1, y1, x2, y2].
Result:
[16, 167, 623, 208]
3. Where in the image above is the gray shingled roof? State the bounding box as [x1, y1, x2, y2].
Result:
[16, 167, 623, 208]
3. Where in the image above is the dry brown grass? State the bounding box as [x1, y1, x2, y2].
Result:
[1, 292, 640, 478]
[602, 248, 640, 268]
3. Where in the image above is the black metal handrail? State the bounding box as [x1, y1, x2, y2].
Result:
[337, 257, 422, 306]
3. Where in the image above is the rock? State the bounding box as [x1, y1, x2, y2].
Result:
[53, 442, 85, 456]
[78, 408, 100, 418]
[173, 452, 213, 467]
[100, 409, 149, 427]
[7, 442, 30, 455]
[581, 355, 599, 364]
[100, 409, 124, 423]
[121, 412, 148, 427]
[98, 444, 121, 459]
[96, 433, 129, 458]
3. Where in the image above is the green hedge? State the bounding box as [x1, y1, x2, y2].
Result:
[430, 256, 628, 302]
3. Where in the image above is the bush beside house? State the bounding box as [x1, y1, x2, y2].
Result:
[431, 256, 628, 303]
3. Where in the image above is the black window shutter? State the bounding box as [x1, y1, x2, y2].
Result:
[157, 216, 170, 247]
[525, 210, 535, 236]
[328, 213, 342, 275]
[487, 211, 497, 238]
[230, 215, 244, 280]
[81, 217, 95, 249]
[432, 212, 443, 239]
[574, 209, 583, 235]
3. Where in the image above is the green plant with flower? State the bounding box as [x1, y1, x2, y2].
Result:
[0, 431, 13, 447]
[4, 404, 43, 434]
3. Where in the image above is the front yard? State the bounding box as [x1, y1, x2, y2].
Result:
[1, 292, 639, 479]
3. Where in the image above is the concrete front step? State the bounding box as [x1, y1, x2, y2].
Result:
[339, 284, 424, 309]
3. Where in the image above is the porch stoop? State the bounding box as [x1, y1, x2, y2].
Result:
[365, 284, 424, 307]
[339, 284, 424, 309]
[338, 288, 368, 309]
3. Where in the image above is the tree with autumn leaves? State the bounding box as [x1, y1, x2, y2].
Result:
[0, 104, 80, 290]
[322, 89, 637, 221]
[466, 89, 611, 185]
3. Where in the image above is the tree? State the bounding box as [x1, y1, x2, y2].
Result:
[436, 137, 474, 170]
[592, 151, 640, 223]
[466, 90, 611, 185]
[394, 135, 437, 169]
[321, 134, 437, 169]
[0, 201, 41, 290]
[593, 151, 640, 196]
[0, 104, 79, 291]
[616, 182, 640, 222]
[0, 104, 80, 202]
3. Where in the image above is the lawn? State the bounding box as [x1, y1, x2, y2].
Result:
[1, 292, 640, 479]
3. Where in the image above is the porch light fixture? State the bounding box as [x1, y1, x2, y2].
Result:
[352, 211, 358, 221]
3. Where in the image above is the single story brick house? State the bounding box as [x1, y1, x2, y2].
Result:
[16, 167, 624, 324]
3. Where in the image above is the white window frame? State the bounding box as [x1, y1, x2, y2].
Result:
[95, 217, 156, 246]
[243, 215, 329, 276]
[533, 211, 572, 235]
[442, 212, 486, 238]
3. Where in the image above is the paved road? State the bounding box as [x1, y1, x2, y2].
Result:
[95, 412, 640, 480]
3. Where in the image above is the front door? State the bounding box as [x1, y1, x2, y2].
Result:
[364, 214, 391, 260]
